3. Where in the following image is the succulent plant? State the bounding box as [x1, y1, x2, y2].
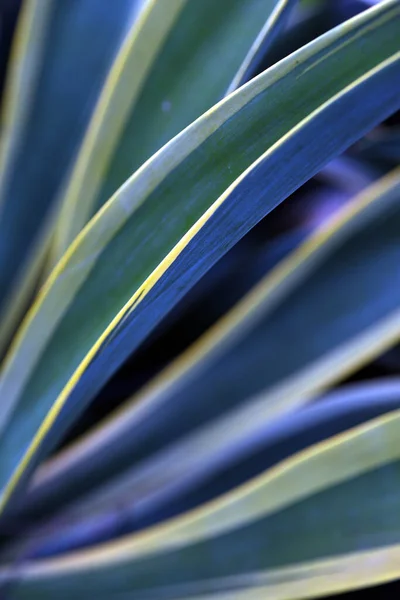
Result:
[0, 0, 399, 597]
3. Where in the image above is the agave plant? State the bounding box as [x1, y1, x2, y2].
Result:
[0, 0, 399, 597]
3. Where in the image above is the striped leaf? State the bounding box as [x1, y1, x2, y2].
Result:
[4, 379, 400, 560]
[51, 0, 296, 261]
[0, 0, 137, 350]
[17, 168, 400, 528]
[3, 390, 400, 598]
[0, 0, 399, 514]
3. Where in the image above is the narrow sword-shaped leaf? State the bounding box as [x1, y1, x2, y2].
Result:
[0, 0, 53, 356]
[7, 379, 400, 559]
[51, 0, 296, 262]
[0, 0, 137, 351]
[0, 0, 52, 204]
[3, 406, 400, 598]
[0, 0, 399, 513]
[16, 169, 400, 530]
[109, 156, 372, 367]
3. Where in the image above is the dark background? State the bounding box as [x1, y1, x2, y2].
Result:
[0, 0, 399, 597]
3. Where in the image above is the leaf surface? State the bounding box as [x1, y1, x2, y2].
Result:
[0, 0, 399, 513]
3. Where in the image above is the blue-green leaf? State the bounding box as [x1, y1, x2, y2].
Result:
[0, 0, 137, 349]
[0, 0, 399, 514]
[51, 0, 296, 261]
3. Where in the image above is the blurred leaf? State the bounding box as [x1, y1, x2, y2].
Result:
[6, 378, 400, 560]
[0, 0, 137, 352]
[0, 0, 53, 355]
[0, 0, 24, 109]
[354, 125, 400, 166]
[0, 0, 399, 514]
[17, 168, 400, 526]
[3, 400, 400, 598]
[255, 0, 332, 72]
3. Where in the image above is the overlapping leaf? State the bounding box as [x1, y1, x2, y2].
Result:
[15, 166, 396, 521]
[11, 168, 399, 547]
[3, 385, 400, 598]
[51, 0, 295, 261]
[4, 377, 400, 561]
[0, 0, 137, 350]
[0, 0, 399, 515]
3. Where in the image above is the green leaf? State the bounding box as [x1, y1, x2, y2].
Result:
[6, 379, 400, 560]
[0, 0, 399, 513]
[17, 168, 400, 528]
[3, 395, 400, 598]
[51, 0, 296, 262]
[0, 0, 137, 351]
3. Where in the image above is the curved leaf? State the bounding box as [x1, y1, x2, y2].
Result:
[6, 379, 400, 560]
[51, 0, 296, 261]
[0, 0, 137, 350]
[14, 166, 399, 521]
[3, 402, 400, 598]
[0, 0, 399, 513]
